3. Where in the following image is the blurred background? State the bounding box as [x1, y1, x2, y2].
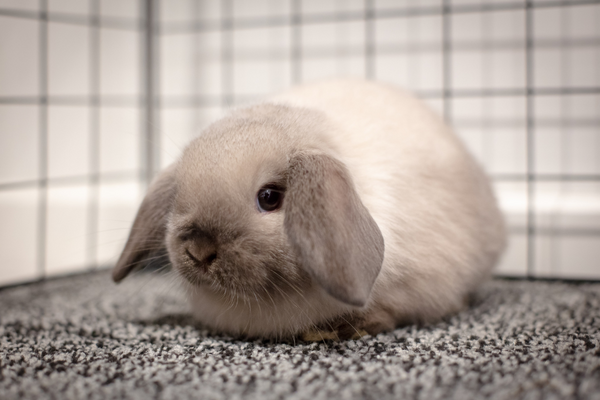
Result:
[0, 0, 598, 286]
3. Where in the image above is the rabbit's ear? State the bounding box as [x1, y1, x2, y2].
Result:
[112, 164, 177, 283]
[284, 152, 385, 307]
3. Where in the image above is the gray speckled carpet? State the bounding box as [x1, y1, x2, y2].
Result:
[1, 270, 599, 400]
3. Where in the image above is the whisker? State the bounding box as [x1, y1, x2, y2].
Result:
[114, 253, 171, 272]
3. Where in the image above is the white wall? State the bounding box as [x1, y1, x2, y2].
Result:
[0, 0, 599, 286]
[0, 0, 143, 285]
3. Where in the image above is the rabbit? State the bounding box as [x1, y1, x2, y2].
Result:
[112, 79, 506, 339]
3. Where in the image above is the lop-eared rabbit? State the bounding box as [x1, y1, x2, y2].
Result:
[113, 79, 506, 339]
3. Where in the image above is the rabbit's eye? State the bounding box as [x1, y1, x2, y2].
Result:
[257, 187, 283, 212]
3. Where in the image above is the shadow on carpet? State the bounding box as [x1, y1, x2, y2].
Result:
[1, 270, 599, 400]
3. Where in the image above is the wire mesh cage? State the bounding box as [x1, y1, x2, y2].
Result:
[0, 0, 599, 287]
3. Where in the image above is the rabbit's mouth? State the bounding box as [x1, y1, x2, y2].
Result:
[175, 253, 310, 304]
[185, 249, 216, 273]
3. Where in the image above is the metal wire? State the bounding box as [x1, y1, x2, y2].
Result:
[36, 0, 49, 278]
[0, 0, 598, 282]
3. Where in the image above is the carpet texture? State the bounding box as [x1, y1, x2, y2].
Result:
[1, 270, 599, 400]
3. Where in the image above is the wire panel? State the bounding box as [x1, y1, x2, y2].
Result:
[0, 0, 145, 286]
[0, 0, 598, 286]
[158, 0, 600, 280]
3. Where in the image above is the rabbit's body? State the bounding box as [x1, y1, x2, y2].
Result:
[270, 80, 507, 330]
[114, 79, 506, 339]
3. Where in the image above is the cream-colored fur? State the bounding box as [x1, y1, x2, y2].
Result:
[113, 79, 506, 339]
[271, 80, 507, 327]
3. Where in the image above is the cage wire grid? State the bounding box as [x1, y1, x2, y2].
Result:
[0, 0, 599, 286]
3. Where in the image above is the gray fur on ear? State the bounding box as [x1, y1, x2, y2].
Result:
[112, 165, 177, 283]
[284, 152, 385, 307]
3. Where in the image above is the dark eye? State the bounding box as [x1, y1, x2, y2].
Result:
[257, 187, 284, 212]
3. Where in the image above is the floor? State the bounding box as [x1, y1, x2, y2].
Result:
[0, 270, 599, 400]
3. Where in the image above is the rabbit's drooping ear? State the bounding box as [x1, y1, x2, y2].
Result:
[112, 164, 177, 283]
[284, 152, 385, 307]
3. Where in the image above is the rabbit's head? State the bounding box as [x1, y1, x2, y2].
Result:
[113, 104, 384, 322]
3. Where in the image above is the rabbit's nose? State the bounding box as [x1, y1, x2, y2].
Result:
[185, 237, 218, 272]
